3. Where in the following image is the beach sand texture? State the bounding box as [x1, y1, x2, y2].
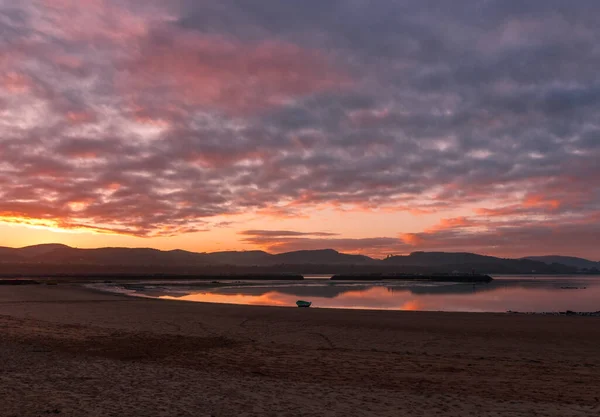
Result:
[1, 285, 599, 416]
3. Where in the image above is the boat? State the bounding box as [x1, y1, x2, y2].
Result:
[296, 300, 312, 308]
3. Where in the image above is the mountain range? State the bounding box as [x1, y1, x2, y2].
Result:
[522, 256, 600, 270]
[0, 244, 598, 276]
[0, 244, 375, 266]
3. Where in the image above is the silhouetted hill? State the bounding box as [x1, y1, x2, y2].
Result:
[0, 246, 376, 267]
[0, 245, 592, 275]
[18, 244, 72, 258]
[0, 246, 212, 266]
[204, 250, 273, 265]
[57, 247, 214, 266]
[383, 252, 500, 266]
[524, 256, 600, 270]
[0, 247, 25, 263]
[0, 244, 72, 263]
[383, 251, 578, 274]
[272, 249, 376, 265]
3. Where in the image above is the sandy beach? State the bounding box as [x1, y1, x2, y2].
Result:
[1, 284, 599, 416]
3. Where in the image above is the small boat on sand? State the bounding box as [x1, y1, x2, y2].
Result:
[296, 300, 312, 308]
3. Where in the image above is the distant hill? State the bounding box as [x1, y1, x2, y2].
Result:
[0, 245, 593, 275]
[0, 247, 25, 263]
[383, 251, 500, 266]
[0, 245, 212, 266]
[271, 249, 376, 265]
[524, 256, 600, 270]
[383, 251, 577, 274]
[204, 251, 273, 265]
[15, 243, 72, 258]
[0, 246, 375, 267]
[203, 249, 375, 266]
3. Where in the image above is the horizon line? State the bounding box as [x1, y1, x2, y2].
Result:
[2, 243, 598, 263]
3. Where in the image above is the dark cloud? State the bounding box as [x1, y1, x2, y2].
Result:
[0, 0, 599, 256]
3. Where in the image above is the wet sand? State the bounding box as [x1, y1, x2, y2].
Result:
[1, 285, 599, 417]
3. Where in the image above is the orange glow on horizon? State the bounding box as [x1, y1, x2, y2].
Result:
[0, 215, 123, 236]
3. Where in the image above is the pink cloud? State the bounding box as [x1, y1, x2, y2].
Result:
[66, 111, 96, 124]
[0, 72, 33, 93]
[124, 28, 350, 114]
[39, 0, 152, 45]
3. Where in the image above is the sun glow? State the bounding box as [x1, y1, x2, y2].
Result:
[0, 216, 77, 234]
[0, 215, 118, 235]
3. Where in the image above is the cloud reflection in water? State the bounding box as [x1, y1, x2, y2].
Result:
[157, 277, 600, 312]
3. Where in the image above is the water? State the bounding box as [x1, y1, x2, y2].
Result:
[102, 275, 600, 313]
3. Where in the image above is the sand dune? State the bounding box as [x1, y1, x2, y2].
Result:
[1, 285, 599, 416]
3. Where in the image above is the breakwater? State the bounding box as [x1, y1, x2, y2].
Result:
[330, 273, 493, 283]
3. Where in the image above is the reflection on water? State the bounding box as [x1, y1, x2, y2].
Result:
[130, 276, 600, 313]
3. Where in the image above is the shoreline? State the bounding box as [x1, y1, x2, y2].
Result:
[331, 273, 494, 282]
[1, 284, 600, 416]
[3, 280, 599, 324]
[91, 278, 600, 316]
[4, 278, 600, 315]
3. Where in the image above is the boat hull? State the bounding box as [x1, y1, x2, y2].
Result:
[296, 300, 312, 308]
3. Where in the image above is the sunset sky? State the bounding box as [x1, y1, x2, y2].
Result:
[0, 0, 599, 259]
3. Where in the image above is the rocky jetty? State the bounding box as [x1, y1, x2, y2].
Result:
[330, 273, 493, 283]
[508, 310, 600, 317]
[0, 279, 41, 285]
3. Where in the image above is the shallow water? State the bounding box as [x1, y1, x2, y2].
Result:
[107, 275, 600, 313]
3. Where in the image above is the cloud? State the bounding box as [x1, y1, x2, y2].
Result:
[239, 213, 600, 260]
[240, 230, 407, 257]
[0, 0, 599, 257]
[400, 220, 600, 260]
[240, 230, 338, 237]
[125, 28, 349, 115]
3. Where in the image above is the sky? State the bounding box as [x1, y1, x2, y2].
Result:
[0, 0, 599, 259]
